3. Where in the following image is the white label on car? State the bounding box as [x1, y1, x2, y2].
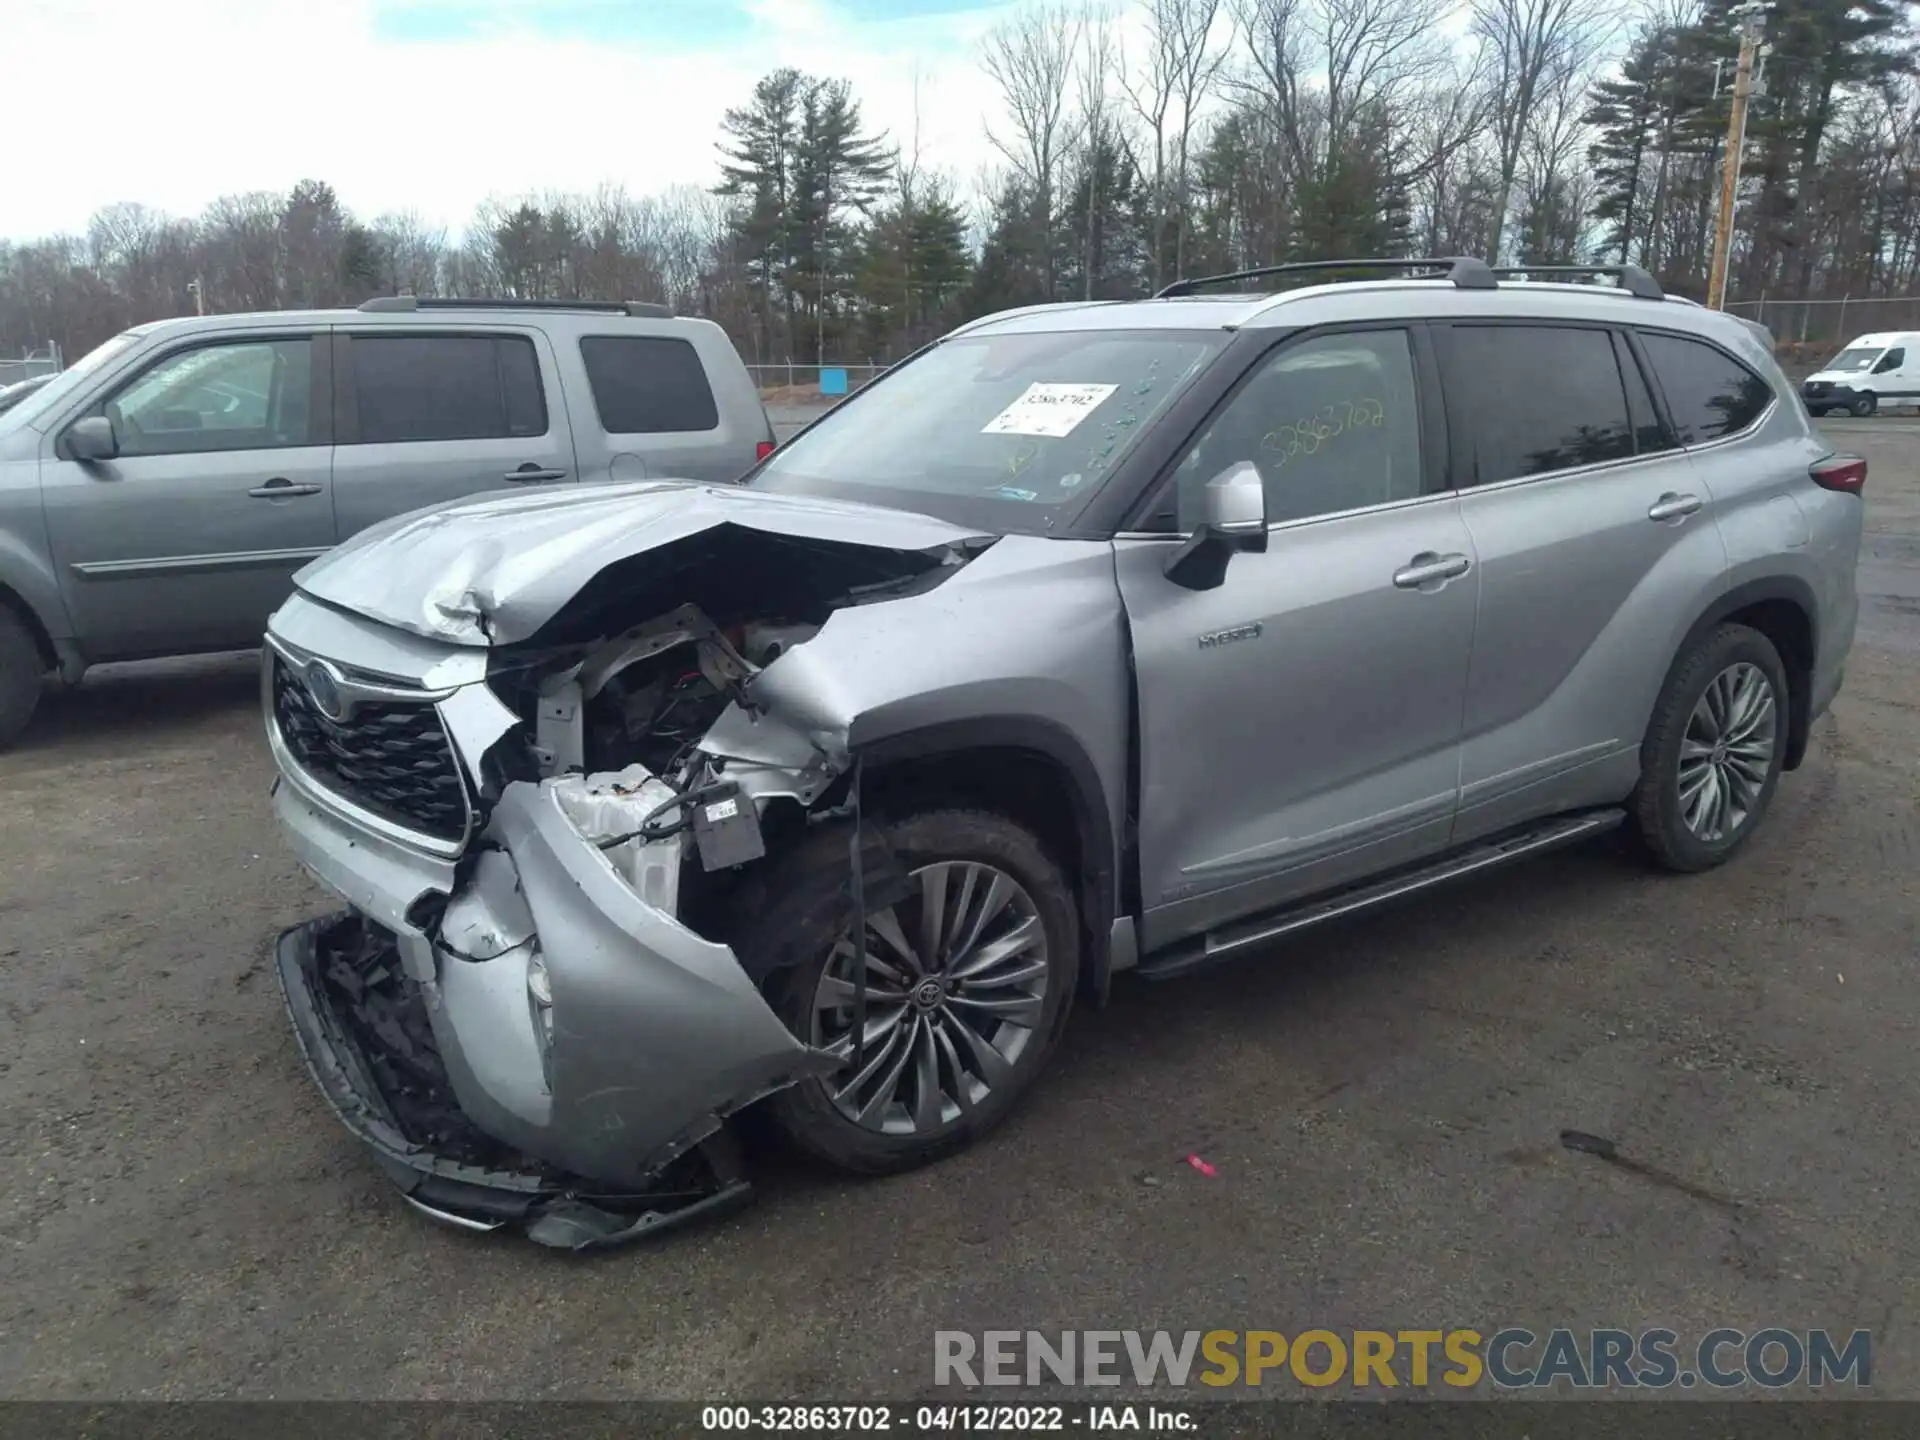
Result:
[981, 383, 1118, 438]
[704, 798, 739, 822]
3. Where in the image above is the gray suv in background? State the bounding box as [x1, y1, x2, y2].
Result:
[262, 259, 1863, 1249]
[0, 298, 773, 745]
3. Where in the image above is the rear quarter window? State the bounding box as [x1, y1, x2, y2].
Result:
[1638, 332, 1773, 444]
[579, 335, 720, 434]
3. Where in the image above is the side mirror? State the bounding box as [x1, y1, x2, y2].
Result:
[67, 415, 119, 463]
[1165, 461, 1268, 590]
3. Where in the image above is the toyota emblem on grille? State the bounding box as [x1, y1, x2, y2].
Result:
[303, 660, 350, 722]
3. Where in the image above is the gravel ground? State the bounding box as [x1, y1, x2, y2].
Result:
[0, 420, 1915, 1401]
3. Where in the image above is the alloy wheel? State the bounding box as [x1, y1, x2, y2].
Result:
[1676, 661, 1778, 843]
[810, 861, 1050, 1136]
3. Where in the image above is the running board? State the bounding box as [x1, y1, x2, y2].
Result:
[1135, 809, 1626, 982]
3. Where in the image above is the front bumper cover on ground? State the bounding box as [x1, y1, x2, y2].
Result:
[275, 911, 755, 1250]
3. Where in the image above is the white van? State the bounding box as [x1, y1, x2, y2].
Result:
[1800, 331, 1920, 416]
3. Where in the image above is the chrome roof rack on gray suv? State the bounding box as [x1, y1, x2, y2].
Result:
[1155, 257, 1498, 298]
[1155, 256, 1667, 302]
[356, 296, 675, 318]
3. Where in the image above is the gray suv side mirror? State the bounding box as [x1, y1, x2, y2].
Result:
[67, 416, 120, 463]
[1165, 461, 1269, 590]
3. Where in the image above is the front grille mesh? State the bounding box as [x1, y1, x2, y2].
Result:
[271, 656, 467, 843]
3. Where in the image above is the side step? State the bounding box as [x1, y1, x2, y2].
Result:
[1135, 809, 1625, 982]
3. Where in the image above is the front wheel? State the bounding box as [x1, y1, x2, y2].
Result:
[734, 809, 1080, 1175]
[0, 607, 45, 750]
[1632, 623, 1789, 873]
[1851, 393, 1878, 417]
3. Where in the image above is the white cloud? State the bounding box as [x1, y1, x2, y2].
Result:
[1, 0, 1018, 240]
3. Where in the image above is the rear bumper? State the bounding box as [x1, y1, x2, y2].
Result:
[276, 911, 756, 1249]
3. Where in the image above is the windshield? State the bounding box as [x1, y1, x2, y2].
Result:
[1823, 346, 1884, 374]
[0, 331, 142, 434]
[749, 329, 1225, 533]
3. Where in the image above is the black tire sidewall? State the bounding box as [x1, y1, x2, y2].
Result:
[746, 808, 1080, 1175]
[1853, 394, 1877, 417]
[1635, 624, 1789, 872]
[0, 609, 43, 749]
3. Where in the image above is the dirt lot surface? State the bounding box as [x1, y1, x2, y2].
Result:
[1, 421, 1916, 1400]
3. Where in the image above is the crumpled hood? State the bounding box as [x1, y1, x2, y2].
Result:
[293, 480, 988, 646]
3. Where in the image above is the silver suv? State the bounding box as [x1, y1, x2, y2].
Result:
[0, 298, 772, 746]
[264, 259, 1863, 1249]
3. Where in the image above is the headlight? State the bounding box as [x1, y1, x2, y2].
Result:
[526, 947, 554, 1081]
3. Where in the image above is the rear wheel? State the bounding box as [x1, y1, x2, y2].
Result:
[0, 607, 44, 750]
[1632, 623, 1788, 873]
[1851, 392, 1878, 417]
[733, 809, 1079, 1175]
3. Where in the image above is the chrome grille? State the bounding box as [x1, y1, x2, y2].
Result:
[270, 654, 468, 843]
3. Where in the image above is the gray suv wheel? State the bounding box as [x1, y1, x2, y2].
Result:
[0, 607, 43, 749]
[731, 809, 1079, 1174]
[1632, 623, 1789, 872]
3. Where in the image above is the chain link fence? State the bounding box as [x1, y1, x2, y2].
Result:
[746, 363, 886, 400]
[0, 344, 62, 389]
[1724, 297, 1920, 377]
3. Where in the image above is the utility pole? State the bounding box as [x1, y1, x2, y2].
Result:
[1706, 2, 1771, 310]
[188, 277, 205, 316]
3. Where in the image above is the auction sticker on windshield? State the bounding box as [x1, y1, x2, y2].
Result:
[981, 383, 1118, 438]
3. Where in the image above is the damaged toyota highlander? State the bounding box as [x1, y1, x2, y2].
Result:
[267, 258, 1862, 1249]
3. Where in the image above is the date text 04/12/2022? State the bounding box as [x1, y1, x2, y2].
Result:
[699, 1404, 1193, 1432]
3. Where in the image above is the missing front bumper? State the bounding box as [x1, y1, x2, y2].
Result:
[275, 912, 754, 1251]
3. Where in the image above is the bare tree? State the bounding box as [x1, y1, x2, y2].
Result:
[982, 3, 1085, 298]
[1073, 4, 1119, 299]
[1126, 0, 1227, 287]
[1472, 0, 1615, 263]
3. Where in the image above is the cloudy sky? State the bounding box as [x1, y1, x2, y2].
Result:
[3, 0, 1029, 240]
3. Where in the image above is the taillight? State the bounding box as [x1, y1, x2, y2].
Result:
[756, 440, 776, 462]
[1810, 455, 1867, 494]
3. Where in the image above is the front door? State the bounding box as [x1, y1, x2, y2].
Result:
[1115, 326, 1480, 951]
[41, 332, 333, 662]
[328, 328, 578, 541]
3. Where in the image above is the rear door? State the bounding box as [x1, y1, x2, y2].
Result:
[328, 327, 577, 541]
[568, 330, 760, 483]
[40, 331, 334, 660]
[1437, 321, 1729, 842]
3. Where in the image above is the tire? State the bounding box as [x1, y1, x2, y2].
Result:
[1851, 393, 1877, 417]
[0, 606, 45, 750]
[729, 808, 1080, 1175]
[1632, 623, 1789, 873]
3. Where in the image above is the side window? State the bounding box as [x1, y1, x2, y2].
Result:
[1874, 347, 1905, 374]
[1615, 333, 1674, 455]
[1437, 325, 1633, 485]
[106, 338, 314, 456]
[1170, 329, 1425, 530]
[349, 334, 547, 444]
[1638, 332, 1773, 445]
[579, 335, 720, 434]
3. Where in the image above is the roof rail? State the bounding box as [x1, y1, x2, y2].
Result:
[1490, 264, 1664, 300]
[355, 296, 675, 318]
[1155, 256, 1497, 299]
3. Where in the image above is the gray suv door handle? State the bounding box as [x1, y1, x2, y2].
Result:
[248, 478, 323, 499]
[505, 465, 568, 483]
[1392, 551, 1472, 589]
[1648, 492, 1703, 522]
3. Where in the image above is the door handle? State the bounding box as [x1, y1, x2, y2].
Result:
[1392, 551, 1472, 589]
[1648, 492, 1703, 522]
[248, 478, 323, 498]
[504, 464, 568, 483]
